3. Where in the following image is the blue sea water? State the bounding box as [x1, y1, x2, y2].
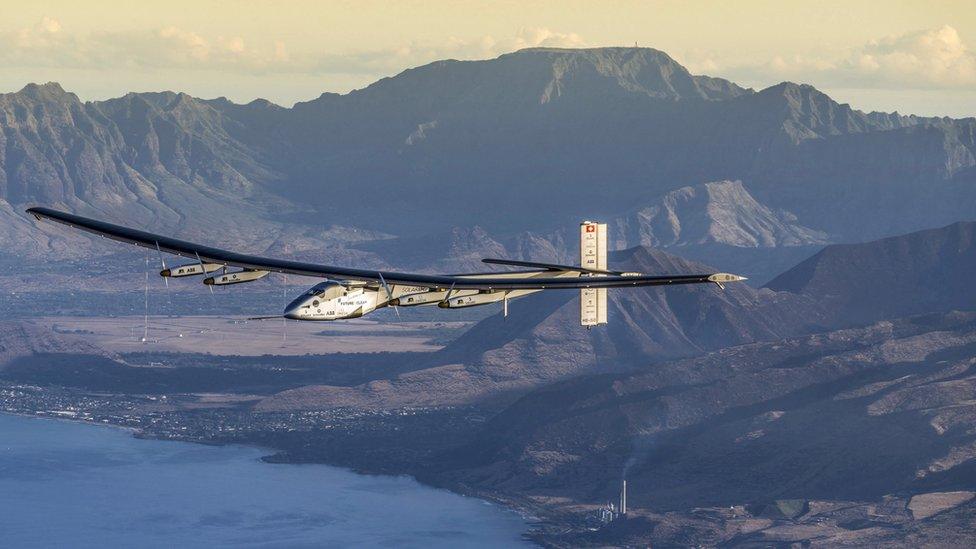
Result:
[0, 414, 530, 548]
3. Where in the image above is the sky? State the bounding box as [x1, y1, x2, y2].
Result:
[1, 1, 974, 117]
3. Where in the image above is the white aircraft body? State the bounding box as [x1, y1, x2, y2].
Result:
[27, 208, 746, 326]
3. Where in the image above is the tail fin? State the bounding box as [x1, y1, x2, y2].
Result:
[580, 221, 608, 327]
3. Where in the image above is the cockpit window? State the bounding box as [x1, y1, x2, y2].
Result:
[303, 283, 343, 300]
[323, 287, 342, 299]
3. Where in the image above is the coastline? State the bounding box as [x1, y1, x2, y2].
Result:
[0, 410, 141, 435]
[1, 409, 543, 545]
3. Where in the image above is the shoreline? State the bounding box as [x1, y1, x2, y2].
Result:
[1, 409, 545, 545]
[0, 409, 142, 435]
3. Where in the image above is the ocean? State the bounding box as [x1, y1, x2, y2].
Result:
[0, 413, 530, 548]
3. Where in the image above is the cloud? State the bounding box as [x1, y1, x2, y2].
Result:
[38, 16, 61, 34]
[0, 18, 274, 71]
[0, 18, 585, 78]
[297, 26, 586, 76]
[851, 25, 976, 88]
[506, 27, 587, 50]
[706, 25, 976, 91]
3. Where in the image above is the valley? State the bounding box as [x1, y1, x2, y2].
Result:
[4, 221, 976, 545]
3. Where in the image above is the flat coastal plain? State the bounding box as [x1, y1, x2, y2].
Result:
[34, 316, 467, 355]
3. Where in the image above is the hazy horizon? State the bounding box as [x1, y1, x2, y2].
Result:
[2, 1, 973, 117]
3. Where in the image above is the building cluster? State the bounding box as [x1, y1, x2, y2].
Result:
[0, 383, 460, 443]
[599, 480, 628, 524]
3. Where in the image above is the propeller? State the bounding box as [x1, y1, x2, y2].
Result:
[154, 241, 168, 289]
[442, 282, 456, 305]
[194, 251, 214, 295]
[377, 272, 400, 319]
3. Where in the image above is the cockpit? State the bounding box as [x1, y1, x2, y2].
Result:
[284, 281, 373, 320]
[304, 281, 344, 300]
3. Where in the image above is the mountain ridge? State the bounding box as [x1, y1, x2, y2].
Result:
[3, 47, 974, 263]
[766, 220, 976, 326]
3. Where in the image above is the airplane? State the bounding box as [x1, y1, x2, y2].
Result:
[26, 207, 747, 326]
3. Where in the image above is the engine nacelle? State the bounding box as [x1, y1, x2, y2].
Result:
[395, 289, 477, 307]
[707, 273, 748, 283]
[438, 290, 508, 309]
[160, 262, 222, 277]
[204, 270, 269, 286]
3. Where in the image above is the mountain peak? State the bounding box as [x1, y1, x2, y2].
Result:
[610, 180, 829, 249]
[758, 81, 834, 107]
[504, 46, 750, 102]
[510, 45, 674, 58]
[749, 80, 920, 141]
[330, 45, 749, 113]
[13, 82, 74, 102]
[766, 80, 816, 93]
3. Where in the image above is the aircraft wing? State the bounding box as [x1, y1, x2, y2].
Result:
[27, 207, 742, 290]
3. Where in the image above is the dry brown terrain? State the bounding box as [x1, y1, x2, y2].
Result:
[33, 316, 465, 356]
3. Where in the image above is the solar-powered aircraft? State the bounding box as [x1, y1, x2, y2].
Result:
[27, 208, 746, 327]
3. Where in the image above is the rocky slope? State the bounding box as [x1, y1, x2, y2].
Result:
[767, 221, 976, 326]
[352, 179, 828, 281]
[603, 179, 829, 283]
[608, 180, 828, 249]
[430, 311, 976, 541]
[0, 84, 393, 265]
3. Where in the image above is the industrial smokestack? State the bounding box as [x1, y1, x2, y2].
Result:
[620, 480, 627, 515]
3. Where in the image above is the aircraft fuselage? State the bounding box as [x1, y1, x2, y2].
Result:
[283, 270, 580, 320]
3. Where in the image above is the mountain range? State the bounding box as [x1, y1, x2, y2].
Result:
[2, 47, 974, 279]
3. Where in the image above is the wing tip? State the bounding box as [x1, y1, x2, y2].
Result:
[25, 206, 45, 221]
[708, 273, 748, 283]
